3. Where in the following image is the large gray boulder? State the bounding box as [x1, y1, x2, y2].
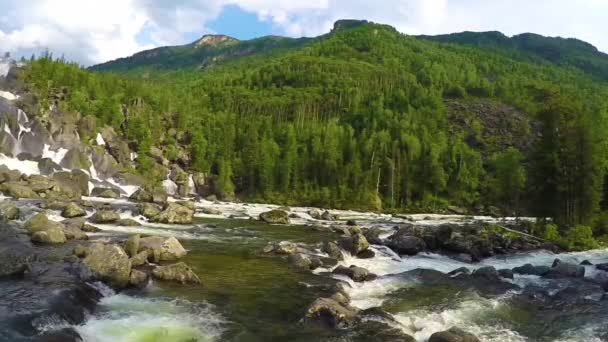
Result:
[37, 158, 62, 175]
[545, 259, 585, 278]
[340, 233, 370, 256]
[152, 203, 193, 224]
[24, 212, 64, 234]
[138, 236, 187, 262]
[152, 262, 201, 284]
[83, 243, 132, 287]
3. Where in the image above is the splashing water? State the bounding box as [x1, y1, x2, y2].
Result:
[75, 295, 225, 342]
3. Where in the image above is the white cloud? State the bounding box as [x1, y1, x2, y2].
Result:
[0, 0, 607, 66]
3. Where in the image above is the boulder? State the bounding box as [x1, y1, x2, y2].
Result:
[0, 201, 19, 220]
[152, 203, 194, 224]
[263, 241, 298, 255]
[308, 209, 323, 220]
[61, 202, 87, 218]
[62, 224, 88, 240]
[27, 175, 56, 192]
[363, 228, 383, 245]
[0, 182, 39, 199]
[512, 264, 551, 276]
[340, 233, 370, 255]
[321, 210, 339, 221]
[90, 210, 120, 224]
[387, 228, 426, 255]
[288, 253, 314, 271]
[116, 218, 141, 227]
[59, 147, 91, 170]
[0, 165, 21, 183]
[138, 236, 187, 262]
[322, 241, 344, 260]
[123, 234, 140, 257]
[52, 170, 90, 196]
[130, 250, 148, 267]
[472, 266, 500, 281]
[498, 269, 514, 279]
[545, 260, 585, 278]
[129, 188, 153, 202]
[152, 202, 194, 224]
[31, 226, 67, 244]
[332, 265, 375, 282]
[24, 212, 64, 234]
[137, 203, 162, 219]
[91, 187, 120, 199]
[152, 262, 201, 284]
[83, 243, 131, 287]
[429, 327, 480, 342]
[0, 237, 35, 277]
[305, 297, 359, 328]
[259, 209, 290, 224]
[129, 269, 148, 287]
[81, 224, 101, 233]
[74, 245, 88, 258]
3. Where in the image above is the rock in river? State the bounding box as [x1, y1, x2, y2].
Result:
[429, 327, 480, 342]
[90, 209, 121, 224]
[152, 262, 201, 284]
[152, 202, 194, 224]
[83, 242, 132, 287]
[61, 202, 87, 218]
[138, 236, 187, 262]
[305, 297, 359, 329]
[259, 209, 290, 224]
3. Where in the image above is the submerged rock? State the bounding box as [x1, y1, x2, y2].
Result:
[138, 236, 187, 262]
[83, 242, 131, 287]
[259, 209, 290, 224]
[333, 265, 376, 282]
[512, 263, 550, 276]
[152, 262, 201, 284]
[429, 327, 480, 342]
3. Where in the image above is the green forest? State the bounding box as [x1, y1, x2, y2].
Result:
[18, 21, 608, 248]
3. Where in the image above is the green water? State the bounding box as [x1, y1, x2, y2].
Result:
[150, 218, 344, 341]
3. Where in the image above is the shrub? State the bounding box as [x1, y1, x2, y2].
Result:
[563, 225, 599, 251]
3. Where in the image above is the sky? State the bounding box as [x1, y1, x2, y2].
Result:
[0, 0, 607, 66]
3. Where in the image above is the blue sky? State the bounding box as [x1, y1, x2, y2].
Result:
[1, 0, 607, 65]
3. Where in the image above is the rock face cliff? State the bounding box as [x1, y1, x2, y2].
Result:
[0, 60, 143, 196]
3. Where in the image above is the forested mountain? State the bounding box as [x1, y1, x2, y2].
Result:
[17, 20, 608, 241]
[419, 31, 608, 81]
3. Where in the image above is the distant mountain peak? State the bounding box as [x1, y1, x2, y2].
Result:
[193, 35, 239, 48]
[332, 19, 370, 32]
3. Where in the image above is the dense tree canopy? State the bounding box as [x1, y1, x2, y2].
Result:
[19, 21, 608, 236]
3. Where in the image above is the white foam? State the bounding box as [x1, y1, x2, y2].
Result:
[42, 144, 69, 165]
[76, 295, 224, 342]
[163, 178, 178, 196]
[95, 133, 106, 146]
[0, 59, 10, 77]
[0, 90, 18, 101]
[393, 293, 526, 342]
[0, 153, 40, 175]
